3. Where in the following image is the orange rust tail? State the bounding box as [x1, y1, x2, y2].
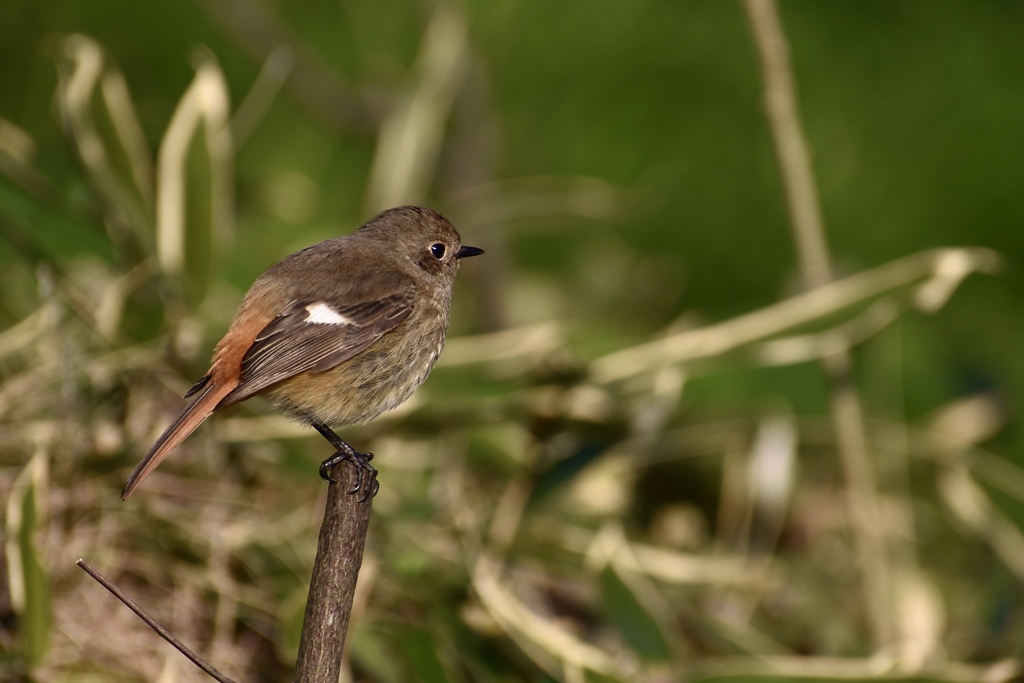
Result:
[121, 379, 236, 499]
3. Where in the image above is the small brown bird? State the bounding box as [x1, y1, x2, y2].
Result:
[122, 206, 482, 499]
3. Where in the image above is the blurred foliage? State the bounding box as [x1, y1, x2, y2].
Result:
[1, 1, 1024, 682]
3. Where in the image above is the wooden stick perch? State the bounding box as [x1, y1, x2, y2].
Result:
[293, 460, 375, 682]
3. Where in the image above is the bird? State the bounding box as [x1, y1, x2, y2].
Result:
[122, 205, 483, 499]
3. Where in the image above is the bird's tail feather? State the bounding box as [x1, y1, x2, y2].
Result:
[121, 379, 235, 499]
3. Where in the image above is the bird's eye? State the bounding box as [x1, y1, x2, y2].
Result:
[430, 243, 446, 259]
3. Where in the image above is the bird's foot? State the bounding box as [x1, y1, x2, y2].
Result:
[312, 422, 379, 501]
[319, 447, 378, 501]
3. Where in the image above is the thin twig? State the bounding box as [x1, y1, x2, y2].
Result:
[194, 0, 378, 134]
[742, 0, 893, 648]
[293, 461, 375, 682]
[76, 559, 239, 683]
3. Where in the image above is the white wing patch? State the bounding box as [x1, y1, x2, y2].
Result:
[304, 302, 352, 326]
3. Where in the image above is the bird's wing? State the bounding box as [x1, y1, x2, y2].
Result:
[221, 293, 413, 405]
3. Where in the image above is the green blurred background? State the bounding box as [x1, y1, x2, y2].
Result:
[2, 1, 1023, 681]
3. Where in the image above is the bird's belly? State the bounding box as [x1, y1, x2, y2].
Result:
[261, 327, 445, 427]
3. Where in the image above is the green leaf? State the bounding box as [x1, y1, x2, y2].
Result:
[599, 565, 671, 663]
[399, 627, 452, 683]
[349, 624, 405, 683]
[5, 456, 52, 665]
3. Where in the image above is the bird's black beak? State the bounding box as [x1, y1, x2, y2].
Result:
[456, 245, 484, 259]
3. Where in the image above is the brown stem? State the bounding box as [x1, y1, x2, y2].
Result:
[293, 461, 375, 682]
[742, 0, 893, 648]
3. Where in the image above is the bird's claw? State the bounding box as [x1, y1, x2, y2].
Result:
[319, 449, 378, 502]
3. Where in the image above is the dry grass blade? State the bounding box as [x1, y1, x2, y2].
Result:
[156, 53, 234, 283]
[231, 46, 295, 149]
[697, 654, 1021, 682]
[750, 299, 899, 367]
[472, 553, 635, 680]
[55, 34, 154, 242]
[938, 466, 1024, 581]
[0, 304, 52, 359]
[364, 4, 469, 212]
[450, 175, 625, 228]
[0, 117, 50, 196]
[592, 246, 999, 382]
[436, 322, 565, 367]
[551, 521, 772, 587]
[890, 566, 945, 670]
[194, 0, 377, 134]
